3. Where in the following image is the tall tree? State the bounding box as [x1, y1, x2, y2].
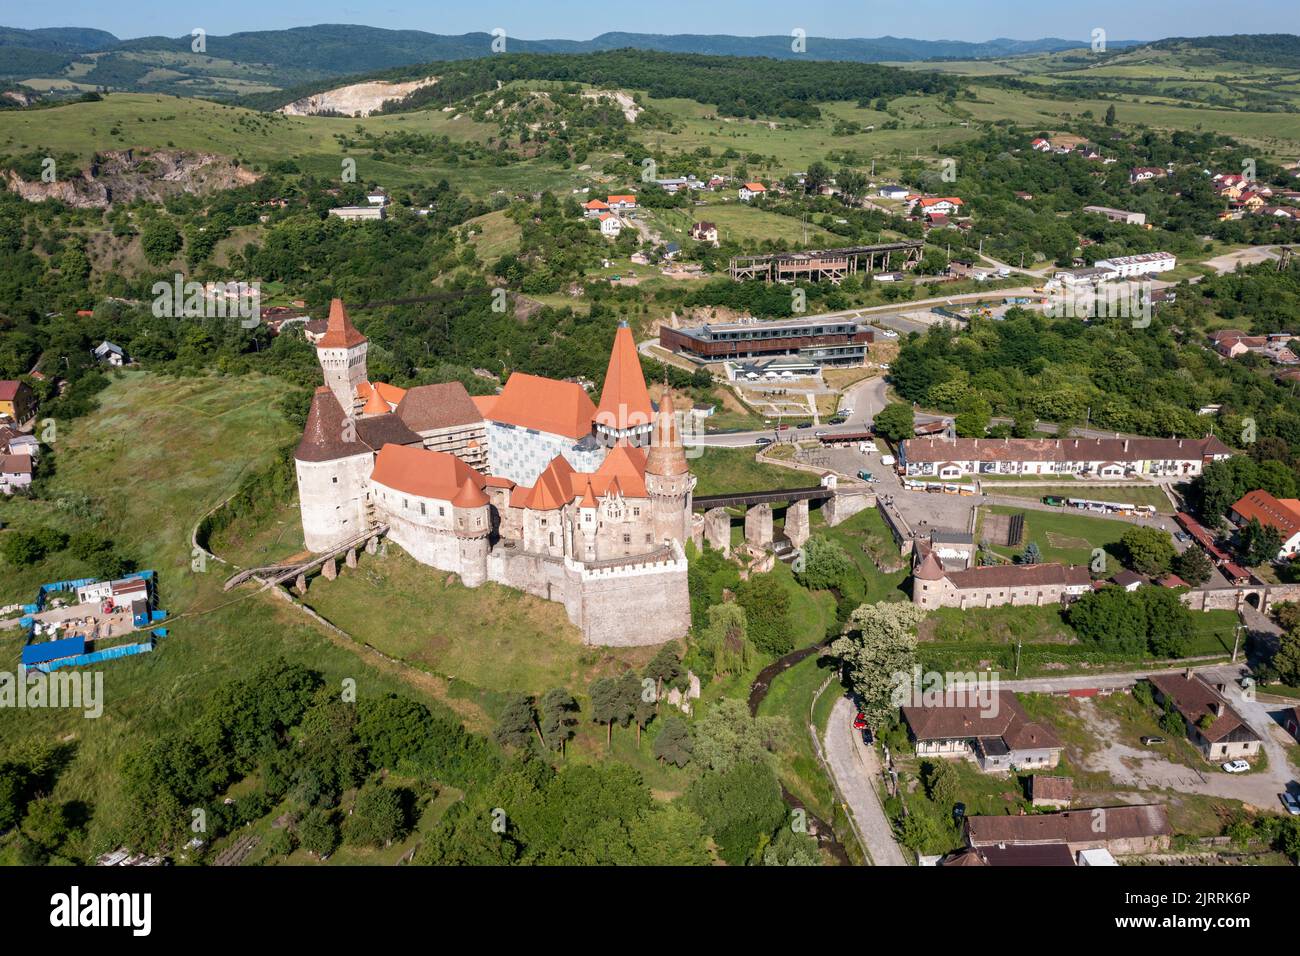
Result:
[830, 602, 928, 731]
[589, 676, 624, 747]
[644, 643, 683, 705]
[539, 688, 577, 756]
[494, 695, 539, 750]
[653, 716, 694, 767]
[1121, 526, 1176, 576]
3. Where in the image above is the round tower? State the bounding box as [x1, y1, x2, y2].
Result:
[316, 298, 369, 415]
[644, 384, 695, 546]
[451, 476, 491, 587]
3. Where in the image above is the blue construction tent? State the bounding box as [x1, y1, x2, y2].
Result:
[21, 636, 87, 667]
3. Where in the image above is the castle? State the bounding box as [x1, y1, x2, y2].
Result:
[294, 299, 694, 646]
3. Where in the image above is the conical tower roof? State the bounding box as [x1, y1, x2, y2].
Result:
[316, 298, 367, 349]
[361, 384, 389, 416]
[595, 321, 653, 433]
[915, 550, 946, 581]
[645, 383, 689, 478]
[295, 387, 368, 462]
[451, 474, 489, 508]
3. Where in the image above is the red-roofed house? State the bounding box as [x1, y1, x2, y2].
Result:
[1228, 489, 1300, 559]
[917, 197, 964, 216]
[0, 380, 35, 425]
[739, 182, 766, 202]
[583, 198, 610, 218]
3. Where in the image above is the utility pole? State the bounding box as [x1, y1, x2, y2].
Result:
[1231, 622, 1243, 663]
[1015, 638, 1022, 677]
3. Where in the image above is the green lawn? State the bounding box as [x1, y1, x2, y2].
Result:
[0, 370, 297, 610]
[979, 504, 1133, 567]
[690, 445, 815, 496]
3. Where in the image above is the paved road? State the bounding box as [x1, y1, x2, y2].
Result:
[825, 697, 908, 866]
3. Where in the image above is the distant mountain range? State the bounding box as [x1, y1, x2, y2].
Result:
[0, 24, 1147, 80]
[6, 25, 1296, 103]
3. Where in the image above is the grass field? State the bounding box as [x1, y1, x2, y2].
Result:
[0, 370, 297, 610]
[690, 445, 815, 497]
[978, 504, 1134, 567]
[0, 92, 594, 193]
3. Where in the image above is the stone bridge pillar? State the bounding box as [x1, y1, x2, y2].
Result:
[365, 535, 379, 555]
[294, 573, 308, 594]
[321, 557, 337, 581]
[345, 548, 358, 569]
[785, 499, 810, 549]
[744, 503, 774, 550]
[705, 508, 732, 555]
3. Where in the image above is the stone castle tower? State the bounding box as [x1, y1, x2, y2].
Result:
[644, 384, 695, 545]
[316, 299, 369, 414]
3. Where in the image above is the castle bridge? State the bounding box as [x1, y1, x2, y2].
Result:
[692, 486, 832, 510]
[223, 525, 388, 592]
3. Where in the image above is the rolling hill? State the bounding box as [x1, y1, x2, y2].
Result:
[0, 24, 1147, 98]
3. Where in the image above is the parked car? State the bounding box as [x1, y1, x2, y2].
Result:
[852, 712, 868, 731]
[952, 802, 966, 822]
[796, 422, 812, 429]
[1281, 792, 1300, 816]
[815, 431, 826, 437]
[1222, 760, 1251, 774]
[755, 437, 773, 447]
[880, 455, 896, 466]
[1175, 531, 1190, 543]
[1140, 735, 1166, 746]
[839, 407, 853, 417]
[857, 470, 877, 483]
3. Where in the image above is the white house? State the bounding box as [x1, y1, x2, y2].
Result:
[899, 435, 1233, 480]
[878, 184, 910, 200]
[598, 213, 623, 237]
[739, 182, 766, 202]
[1094, 251, 1176, 277]
[329, 206, 385, 221]
[917, 197, 964, 217]
[93, 341, 127, 366]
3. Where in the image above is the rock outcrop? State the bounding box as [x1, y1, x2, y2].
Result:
[5, 148, 259, 208]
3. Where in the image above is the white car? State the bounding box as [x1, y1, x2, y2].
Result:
[1222, 760, 1250, 774]
[839, 407, 853, 417]
[880, 455, 896, 466]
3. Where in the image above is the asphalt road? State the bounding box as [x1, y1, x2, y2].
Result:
[826, 697, 908, 866]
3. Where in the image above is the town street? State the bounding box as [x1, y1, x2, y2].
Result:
[826, 697, 908, 866]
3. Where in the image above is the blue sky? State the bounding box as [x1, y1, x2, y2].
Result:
[8, 0, 1299, 42]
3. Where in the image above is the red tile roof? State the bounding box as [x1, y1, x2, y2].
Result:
[316, 298, 367, 350]
[595, 324, 653, 433]
[515, 443, 650, 511]
[370, 443, 487, 502]
[0, 381, 27, 402]
[1229, 489, 1300, 540]
[489, 372, 595, 439]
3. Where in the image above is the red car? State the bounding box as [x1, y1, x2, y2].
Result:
[852, 712, 868, 731]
